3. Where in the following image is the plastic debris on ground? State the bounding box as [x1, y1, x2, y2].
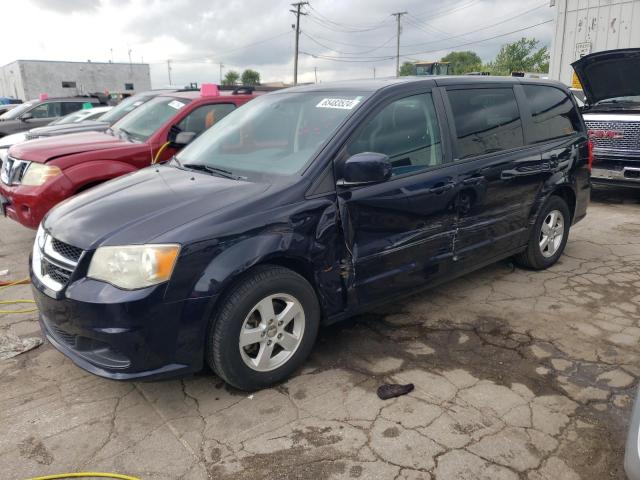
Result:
[377, 383, 415, 400]
[0, 330, 42, 360]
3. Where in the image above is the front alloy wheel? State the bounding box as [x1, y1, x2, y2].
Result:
[239, 294, 305, 372]
[207, 265, 320, 391]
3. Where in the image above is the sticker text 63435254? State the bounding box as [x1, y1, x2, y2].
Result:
[316, 97, 362, 110]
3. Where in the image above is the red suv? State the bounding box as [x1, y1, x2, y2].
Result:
[0, 88, 258, 228]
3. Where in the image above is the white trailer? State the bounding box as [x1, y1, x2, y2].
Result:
[549, 0, 640, 86]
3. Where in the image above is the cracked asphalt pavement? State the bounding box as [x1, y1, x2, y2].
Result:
[1, 189, 639, 480]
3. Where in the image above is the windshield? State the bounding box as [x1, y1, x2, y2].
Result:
[50, 109, 96, 125]
[0, 102, 33, 120]
[175, 91, 369, 180]
[596, 95, 640, 105]
[111, 96, 190, 142]
[99, 94, 152, 124]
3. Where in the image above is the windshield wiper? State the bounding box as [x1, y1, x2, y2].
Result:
[182, 163, 239, 180]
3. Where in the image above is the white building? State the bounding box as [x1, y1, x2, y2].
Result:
[0, 60, 151, 101]
[549, 0, 640, 87]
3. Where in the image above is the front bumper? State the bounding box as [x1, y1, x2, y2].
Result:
[31, 263, 213, 381]
[0, 174, 74, 229]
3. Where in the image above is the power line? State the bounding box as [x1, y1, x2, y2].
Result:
[306, 4, 392, 31]
[300, 51, 395, 63]
[402, 2, 549, 48]
[401, 18, 554, 59]
[300, 18, 553, 64]
[411, 0, 482, 21]
[170, 31, 292, 64]
[305, 14, 392, 34]
[301, 31, 396, 56]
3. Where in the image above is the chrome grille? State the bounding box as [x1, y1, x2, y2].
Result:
[0, 156, 30, 185]
[42, 258, 73, 285]
[32, 229, 84, 292]
[51, 238, 83, 263]
[584, 119, 640, 153]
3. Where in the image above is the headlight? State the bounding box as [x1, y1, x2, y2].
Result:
[21, 163, 62, 186]
[88, 244, 180, 289]
[35, 223, 46, 250]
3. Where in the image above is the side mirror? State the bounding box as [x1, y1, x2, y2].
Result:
[173, 131, 196, 147]
[20, 112, 33, 121]
[338, 152, 392, 186]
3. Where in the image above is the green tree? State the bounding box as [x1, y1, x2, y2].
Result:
[440, 51, 482, 75]
[222, 70, 240, 86]
[398, 61, 415, 76]
[241, 69, 261, 85]
[487, 37, 550, 75]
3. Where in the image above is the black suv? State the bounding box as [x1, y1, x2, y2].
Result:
[0, 96, 104, 137]
[31, 76, 591, 390]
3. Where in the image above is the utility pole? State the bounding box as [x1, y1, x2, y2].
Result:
[373, 66, 376, 79]
[290, 1, 308, 86]
[392, 11, 407, 77]
[314, 66, 318, 83]
[219, 63, 224, 84]
[167, 59, 173, 85]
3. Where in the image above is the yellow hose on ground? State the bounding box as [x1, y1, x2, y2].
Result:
[0, 278, 37, 314]
[152, 141, 171, 164]
[26, 473, 140, 480]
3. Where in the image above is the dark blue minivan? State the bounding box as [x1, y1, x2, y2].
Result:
[30, 76, 591, 390]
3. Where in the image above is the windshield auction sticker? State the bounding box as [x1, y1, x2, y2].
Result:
[316, 97, 362, 110]
[168, 100, 185, 110]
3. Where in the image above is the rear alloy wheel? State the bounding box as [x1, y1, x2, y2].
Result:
[539, 209, 565, 258]
[514, 195, 571, 270]
[207, 265, 320, 391]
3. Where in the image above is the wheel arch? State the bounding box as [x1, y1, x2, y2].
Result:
[550, 184, 577, 223]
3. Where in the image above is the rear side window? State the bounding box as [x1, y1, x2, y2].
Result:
[523, 85, 582, 143]
[447, 88, 524, 160]
[61, 102, 85, 115]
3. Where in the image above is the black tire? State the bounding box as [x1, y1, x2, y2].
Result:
[514, 195, 571, 270]
[206, 265, 320, 391]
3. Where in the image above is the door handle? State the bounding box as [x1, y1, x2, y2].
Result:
[429, 182, 455, 194]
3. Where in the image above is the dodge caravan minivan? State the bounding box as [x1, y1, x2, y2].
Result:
[30, 76, 591, 390]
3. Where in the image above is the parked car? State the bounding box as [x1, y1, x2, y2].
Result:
[0, 96, 105, 137]
[22, 89, 182, 141]
[626, 387, 640, 480]
[573, 48, 640, 188]
[29, 76, 591, 390]
[0, 89, 258, 228]
[0, 104, 18, 116]
[0, 107, 112, 168]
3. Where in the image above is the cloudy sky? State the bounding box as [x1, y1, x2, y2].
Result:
[4, 0, 556, 87]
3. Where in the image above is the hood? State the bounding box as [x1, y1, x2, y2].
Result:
[44, 165, 270, 249]
[572, 48, 640, 105]
[9, 131, 133, 163]
[0, 131, 27, 149]
[28, 121, 109, 139]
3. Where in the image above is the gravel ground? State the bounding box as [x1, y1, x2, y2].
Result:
[0, 188, 639, 480]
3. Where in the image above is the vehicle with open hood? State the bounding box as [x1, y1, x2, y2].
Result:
[0, 88, 258, 228]
[29, 76, 591, 390]
[573, 48, 640, 188]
